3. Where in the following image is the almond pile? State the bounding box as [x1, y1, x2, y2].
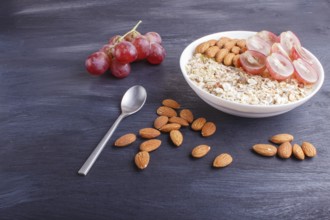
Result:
[252, 133, 317, 160]
[114, 98, 233, 170]
[195, 37, 247, 67]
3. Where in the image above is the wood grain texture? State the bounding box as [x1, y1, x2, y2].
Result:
[1, 0, 330, 219]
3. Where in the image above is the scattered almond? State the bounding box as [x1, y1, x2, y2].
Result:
[162, 99, 181, 109]
[169, 116, 189, 126]
[159, 123, 181, 132]
[140, 139, 162, 152]
[157, 106, 177, 117]
[277, 142, 292, 159]
[292, 144, 305, 160]
[180, 109, 194, 123]
[201, 122, 216, 137]
[301, 142, 317, 157]
[270, 133, 294, 144]
[114, 133, 136, 147]
[154, 116, 168, 129]
[213, 153, 233, 168]
[169, 116, 189, 127]
[170, 130, 183, 147]
[139, 128, 161, 139]
[252, 144, 277, 157]
[191, 145, 211, 158]
[134, 151, 150, 170]
[191, 117, 207, 131]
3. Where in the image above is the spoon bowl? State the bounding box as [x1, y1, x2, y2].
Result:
[121, 85, 147, 115]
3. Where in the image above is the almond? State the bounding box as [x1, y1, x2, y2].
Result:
[169, 116, 189, 126]
[154, 116, 168, 129]
[159, 123, 181, 133]
[301, 142, 317, 157]
[252, 144, 277, 157]
[277, 142, 292, 159]
[236, 39, 246, 48]
[205, 46, 220, 58]
[191, 145, 211, 158]
[213, 153, 233, 168]
[156, 106, 177, 117]
[140, 139, 162, 152]
[162, 99, 181, 109]
[191, 117, 207, 131]
[195, 42, 210, 54]
[216, 37, 230, 48]
[170, 130, 183, 147]
[270, 133, 294, 144]
[139, 128, 161, 139]
[201, 122, 216, 137]
[134, 151, 150, 170]
[207, 39, 217, 46]
[114, 133, 136, 147]
[179, 109, 194, 123]
[292, 144, 305, 160]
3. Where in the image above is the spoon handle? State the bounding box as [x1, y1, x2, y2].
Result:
[78, 113, 126, 176]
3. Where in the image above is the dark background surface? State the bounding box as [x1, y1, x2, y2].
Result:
[1, 0, 330, 219]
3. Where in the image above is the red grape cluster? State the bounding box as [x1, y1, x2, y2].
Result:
[85, 21, 166, 78]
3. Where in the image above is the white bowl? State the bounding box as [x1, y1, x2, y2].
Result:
[180, 31, 325, 118]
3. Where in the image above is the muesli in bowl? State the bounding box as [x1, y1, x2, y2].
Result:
[180, 31, 324, 118]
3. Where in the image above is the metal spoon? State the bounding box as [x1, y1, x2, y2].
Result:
[78, 85, 147, 176]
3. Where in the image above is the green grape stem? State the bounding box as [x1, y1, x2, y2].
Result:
[119, 20, 142, 42]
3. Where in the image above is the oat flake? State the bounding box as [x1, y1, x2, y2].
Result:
[186, 54, 313, 105]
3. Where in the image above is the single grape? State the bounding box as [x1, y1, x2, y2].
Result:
[114, 41, 138, 63]
[124, 30, 141, 42]
[110, 59, 131, 78]
[145, 32, 162, 44]
[147, 43, 166, 65]
[99, 44, 114, 58]
[109, 35, 121, 46]
[85, 52, 110, 75]
[132, 35, 151, 60]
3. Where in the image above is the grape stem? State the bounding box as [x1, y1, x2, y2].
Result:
[106, 20, 142, 54]
[119, 20, 142, 42]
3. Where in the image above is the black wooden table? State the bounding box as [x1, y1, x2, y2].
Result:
[1, 1, 330, 219]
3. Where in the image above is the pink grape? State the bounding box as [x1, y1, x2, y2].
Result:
[132, 36, 151, 60]
[145, 32, 162, 44]
[108, 35, 121, 46]
[124, 31, 141, 42]
[85, 52, 110, 75]
[147, 43, 166, 64]
[111, 59, 131, 78]
[99, 44, 113, 57]
[114, 41, 138, 63]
